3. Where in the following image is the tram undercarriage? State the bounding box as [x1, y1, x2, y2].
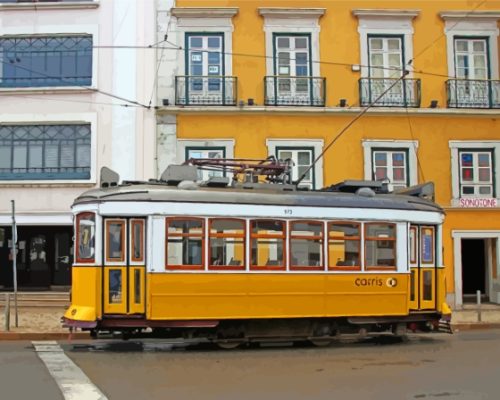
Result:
[66, 314, 452, 347]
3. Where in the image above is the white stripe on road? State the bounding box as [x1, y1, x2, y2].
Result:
[33, 341, 108, 400]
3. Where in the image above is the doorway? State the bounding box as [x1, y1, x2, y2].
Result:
[461, 239, 487, 302]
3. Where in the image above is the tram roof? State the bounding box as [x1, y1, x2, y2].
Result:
[73, 181, 444, 214]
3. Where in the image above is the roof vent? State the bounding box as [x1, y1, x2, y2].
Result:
[100, 167, 120, 188]
[160, 165, 198, 185]
[395, 182, 435, 201]
[356, 187, 376, 197]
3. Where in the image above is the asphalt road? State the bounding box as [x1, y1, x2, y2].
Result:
[64, 330, 499, 400]
[2, 330, 499, 400]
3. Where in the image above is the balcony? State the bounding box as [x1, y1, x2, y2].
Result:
[264, 76, 326, 107]
[175, 76, 237, 106]
[359, 78, 421, 107]
[446, 79, 500, 109]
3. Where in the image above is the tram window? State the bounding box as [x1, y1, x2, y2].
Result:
[130, 219, 144, 263]
[250, 220, 285, 270]
[421, 227, 435, 264]
[106, 220, 126, 263]
[166, 218, 204, 270]
[328, 222, 361, 270]
[365, 223, 397, 270]
[76, 212, 95, 263]
[209, 219, 245, 270]
[290, 221, 323, 270]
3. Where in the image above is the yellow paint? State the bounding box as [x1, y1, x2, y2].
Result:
[170, 0, 500, 301]
[64, 267, 101, 321]
[147, 273, 409, 320]
[128, 266, 146, 314]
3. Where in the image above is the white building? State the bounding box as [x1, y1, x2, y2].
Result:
[0, 0, 156, 288]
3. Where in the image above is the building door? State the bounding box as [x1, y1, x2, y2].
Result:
[461, 238, 487, 302]
[53, 233, 72, 285]
[103, 218, 146, 315]
[409, 225, 437, 310]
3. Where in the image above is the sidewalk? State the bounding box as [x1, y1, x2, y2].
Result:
[0, 307, 89, 340]
[1, 306, 500, 340]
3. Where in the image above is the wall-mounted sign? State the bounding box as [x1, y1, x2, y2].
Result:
[459, 198, 498, 208]
[191, 53, 202, 62]
[208, 65, 219, 74]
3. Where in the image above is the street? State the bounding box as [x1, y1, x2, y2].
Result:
[1, 330, 499, 399]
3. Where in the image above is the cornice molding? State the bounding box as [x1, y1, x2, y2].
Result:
[171, 7, 238, 19]
[352, 9, 420, 18]
[0, 1, 99, 11]
[258, 8, 326, 19]
[440, 10, 500, 20]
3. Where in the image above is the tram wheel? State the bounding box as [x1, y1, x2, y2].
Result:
[309, 339, 332, 347]
[216, 340, 244, 350]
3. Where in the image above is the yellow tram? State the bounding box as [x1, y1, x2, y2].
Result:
[64, 160, 452, 345]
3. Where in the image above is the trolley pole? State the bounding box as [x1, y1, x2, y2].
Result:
[11, 200, 18, 328]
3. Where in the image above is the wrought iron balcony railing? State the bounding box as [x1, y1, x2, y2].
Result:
[175, 76, 237, 106]
[446, 79, 500, 109]
[264, 76, 326, 106]
[359, 78, 421, 107]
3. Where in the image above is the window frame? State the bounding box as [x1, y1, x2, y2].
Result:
[272, 33, 313, 78]
[129, 219, 145, 264]
[185, 146, 227, 181]
[185, 32, 225, 77]
[0, 34, 93, 88]
[0, 123, 92, 181]
[367, 34, 406, 79]
[288, 220, 324, 271]
[453, 36, 491, 80]
[364, 222, 397, 271]
[409, 226, 418, 264]
[250, 219, 287, 271]
[275, 146, 315, 189]
[208, 218, 246, 271]
[75, 212, 95, 264]
[165, 217, 205, 271]
[458, 148, 495, 198]
[105, 219, 126, 265]
[371, 148, 410, 190]
[420, 226, 435, 265]
[328, 221, 362, 271]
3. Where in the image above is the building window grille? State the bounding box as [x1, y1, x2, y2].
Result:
[0, 124, 91, 180]
[0, 35, 92, 88]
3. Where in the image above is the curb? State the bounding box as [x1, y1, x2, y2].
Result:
[0, 332, 90, 341]
[451, 323, 500, 331]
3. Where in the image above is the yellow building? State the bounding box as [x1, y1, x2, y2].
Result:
[155, 1, 500, 310]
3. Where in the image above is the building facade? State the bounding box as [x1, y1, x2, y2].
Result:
[155, 0, 500, 309]
[0, 0, 156, 288]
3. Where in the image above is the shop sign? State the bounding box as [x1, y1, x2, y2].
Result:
[459, 198, 498, 208]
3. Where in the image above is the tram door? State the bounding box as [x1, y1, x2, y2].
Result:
[103, 218, 146, 315]
[409, 225, 437, 310]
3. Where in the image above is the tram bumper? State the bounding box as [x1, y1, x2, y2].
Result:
[62, 305, 98, 329]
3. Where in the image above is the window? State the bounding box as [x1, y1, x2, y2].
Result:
[105, 220, 126, 263]
[209, 219, 245, 270]
[274, 34, 311, 95]
[328, 222, 361, 271]
[166, 218, 204, 270]
[76, 212, 95, 263]
[186, 146, 225, 181]
[0, 35, 92, 88]
[368, 36, 403, 79]
[276, 147, 314, 189]
[372, 149, 409, 190]
[250, 220, 285, 270]
[409, 226, 417, 264]
[455, 38, 489, 80]
[420, 226, 435, 265]
[0, 124, 91, 180]
[268, 140, 324, 189]
[362, 140, 418, 190]
[289, 221, 323, 270]
[365, 223, 397, 270]
[130, 219, 145, 263]
[458, 150, 494, 197]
